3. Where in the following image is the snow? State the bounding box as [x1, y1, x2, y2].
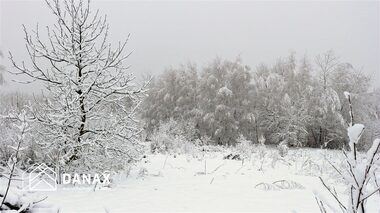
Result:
[218, 86, 233, 97]
[283, 93, 291, 105]
[367, 139, 380, 159]
[42, 153, 319, 212]
[347, 123, 365, 144]
[344, 91, 350, 99]
[0, 183, 48, 212]
[2, 147, 379, 212]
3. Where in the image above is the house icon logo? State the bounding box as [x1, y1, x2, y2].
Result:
[22, 163, 57, 191]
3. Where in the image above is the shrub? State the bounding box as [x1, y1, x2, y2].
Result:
[150, 120, 199, 155]
[235, 135, 253, 161]
[277, 141, 289, 157]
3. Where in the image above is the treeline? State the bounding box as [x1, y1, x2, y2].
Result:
[142, 51, 380, 149]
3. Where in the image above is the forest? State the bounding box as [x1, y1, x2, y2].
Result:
[142, 53, 380, 149]
[0, 0, 379, 212]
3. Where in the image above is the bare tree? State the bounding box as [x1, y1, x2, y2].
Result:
[315, 50, 340, 90]
[8, 0, 149, 172]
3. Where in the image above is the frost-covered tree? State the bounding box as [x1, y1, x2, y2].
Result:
[312, 51, 372, 149]
[141, 52, 378, 149]
[358, 89, 380, 149]
[273, 93, 310, 146]
[142, 64, 199, 138]
[252, 63, 283, 144]
[198, 58, 253, 145]
[253, 55, 312, 146]
[311, 51, 347, 148]
[213, 86, 238, 145]
[8, 0, 148, 172]
[315, 50, 341, 90]
[312, 52, 372, 149]
[330, 66, 373, 149]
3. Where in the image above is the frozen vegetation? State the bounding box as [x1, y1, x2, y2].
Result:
[1, 143, 380, 212]
[0, 0, 379, 212]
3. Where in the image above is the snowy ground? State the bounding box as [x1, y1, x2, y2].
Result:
[2, 147, 380, 212]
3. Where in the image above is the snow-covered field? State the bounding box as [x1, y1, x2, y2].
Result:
[3, 146, 377, 213]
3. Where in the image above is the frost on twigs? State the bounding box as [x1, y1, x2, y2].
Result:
[367, 139, 380, 160]
[0, 110, 49, 212]
[344, 91, 350, 100]
[8, 0, 149, 173]
[315, 91, 380, 213]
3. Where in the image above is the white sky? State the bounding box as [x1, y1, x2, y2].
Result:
[1, 0, 379, 92]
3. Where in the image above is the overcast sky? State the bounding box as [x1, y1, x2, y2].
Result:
[1, 0, 379, 92]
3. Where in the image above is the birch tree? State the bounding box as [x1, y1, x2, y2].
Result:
[142, 64, 199, 137]
[198, 58, 252, 145]
[313, 51, 345, 147]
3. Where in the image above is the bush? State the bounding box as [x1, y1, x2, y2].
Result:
[235, 135, 253, 160]
[150, 130, 174, 154]
[150, 121, 198, 155]
[277, 141, 289, 157]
